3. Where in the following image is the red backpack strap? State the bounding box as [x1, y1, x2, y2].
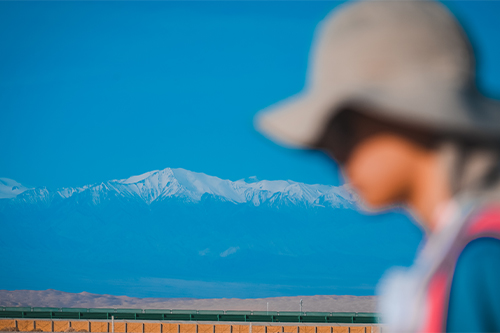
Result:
[465, 205, 500, 239]
[420, 205, 500, 333]
[421, 270, 449, 333]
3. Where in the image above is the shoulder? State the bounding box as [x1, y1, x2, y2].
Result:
[446, 237, 500, 332]
[458, 237, 500, 263]
[452, 237, 500, 297]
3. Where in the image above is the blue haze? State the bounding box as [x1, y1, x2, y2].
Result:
[0, 170, 423, 298]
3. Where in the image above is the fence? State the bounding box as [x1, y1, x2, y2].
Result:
[0, 308, 379, 325]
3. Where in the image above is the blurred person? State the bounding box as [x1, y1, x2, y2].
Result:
[254, 1, 500, 332]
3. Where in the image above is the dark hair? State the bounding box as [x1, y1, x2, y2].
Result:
[314, 104, 441, 164]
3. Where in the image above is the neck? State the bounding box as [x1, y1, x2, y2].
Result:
[407, 150, 452, 233]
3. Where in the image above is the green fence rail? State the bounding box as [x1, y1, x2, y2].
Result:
[0, 307, 379, 324]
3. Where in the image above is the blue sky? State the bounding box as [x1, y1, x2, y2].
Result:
[1, 1, 499, 191]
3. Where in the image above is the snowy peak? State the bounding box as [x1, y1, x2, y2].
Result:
[120, 170, 160, 184]
[111, 168, 178, 204]
[0, 178, 31, 199]
[109, 167, 357, 208]
[1, 168, 358, 209]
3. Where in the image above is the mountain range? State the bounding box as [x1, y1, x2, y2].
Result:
[0, 168, 422, 298]
[0, 168, 358, 208]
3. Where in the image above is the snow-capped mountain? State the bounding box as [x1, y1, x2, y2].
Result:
[0, 178, 31, 199]
[6, 167, 358, 208]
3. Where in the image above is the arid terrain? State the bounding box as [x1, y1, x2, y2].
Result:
[0, 290, 376, 312]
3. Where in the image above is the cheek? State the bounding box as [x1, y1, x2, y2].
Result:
[345, 140, 413, 207]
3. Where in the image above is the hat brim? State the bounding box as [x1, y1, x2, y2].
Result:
[255, 83, 500, 152]
[254, 89, 342, 149]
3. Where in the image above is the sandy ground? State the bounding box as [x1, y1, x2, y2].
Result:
[0, 290, 377, 312]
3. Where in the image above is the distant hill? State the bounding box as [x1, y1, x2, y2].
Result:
[0, 167, 422, 298]
[0, 289, 377, 312]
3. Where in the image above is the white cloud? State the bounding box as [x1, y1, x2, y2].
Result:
[220, 246, 240, 257]
[198, 248, 210, 256]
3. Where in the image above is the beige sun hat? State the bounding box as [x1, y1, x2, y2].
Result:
[254, 0, 500, 149]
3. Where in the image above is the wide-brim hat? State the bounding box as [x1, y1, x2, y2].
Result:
[254, 0, 500, 149]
